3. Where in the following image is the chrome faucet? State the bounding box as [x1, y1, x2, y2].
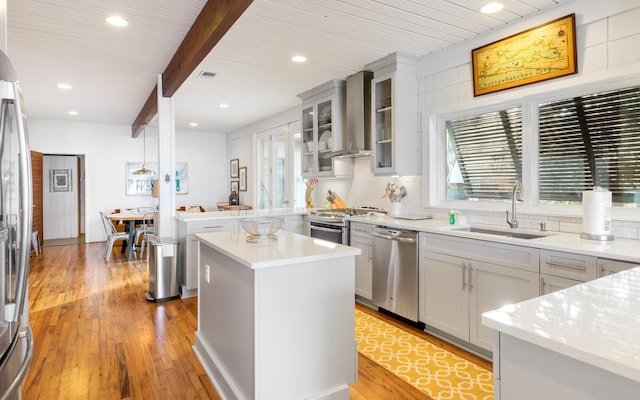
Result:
[506, 180, 524, 229]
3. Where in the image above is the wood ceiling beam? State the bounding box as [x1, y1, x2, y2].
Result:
[131, 0, 254, 137]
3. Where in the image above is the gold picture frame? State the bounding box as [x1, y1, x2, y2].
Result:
[472, 14, 577, 96]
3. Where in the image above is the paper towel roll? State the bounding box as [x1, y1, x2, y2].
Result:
[582, 187, 612, 237]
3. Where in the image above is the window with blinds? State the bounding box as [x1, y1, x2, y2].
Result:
[446, 108, 522, 201]
[539, 85, 640, 205]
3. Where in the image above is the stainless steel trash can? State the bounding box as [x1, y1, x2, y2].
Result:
[145, 237, 179, 302]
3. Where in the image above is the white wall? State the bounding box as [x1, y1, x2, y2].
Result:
[226, 1, 640, 236]
[417, 0, 640, 113]
[28, 118, 227, 243]
[416, 0, 640, 239]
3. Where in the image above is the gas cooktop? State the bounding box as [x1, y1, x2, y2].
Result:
[310, 206, 386, 218]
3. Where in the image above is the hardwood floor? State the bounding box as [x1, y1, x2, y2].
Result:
[23, 242, 491, 399]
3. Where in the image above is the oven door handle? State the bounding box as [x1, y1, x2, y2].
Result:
[310, 225, 343, 234]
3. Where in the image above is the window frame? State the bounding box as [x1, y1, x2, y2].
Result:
[426, 71, 640, 220]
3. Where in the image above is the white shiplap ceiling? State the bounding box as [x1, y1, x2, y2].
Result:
[6, 0, 573, 135]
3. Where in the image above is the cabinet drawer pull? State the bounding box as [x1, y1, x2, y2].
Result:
[204, 225, 225, 229]
[468, 267, 473, 292]
[545, 260, 586, 271]
[462, 264, 467, 290]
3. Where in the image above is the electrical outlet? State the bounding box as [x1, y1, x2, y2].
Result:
[205, 264, 210, 283]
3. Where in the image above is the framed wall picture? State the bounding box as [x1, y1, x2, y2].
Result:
[472, 13, 577, 96]
[50, 169, 72, 192]
[175, 162, 189, 195]
[230, 159, 239, 178]
[239, 167, 247, 191]
[230, 180, 239, 193]
[126, 162, 188, 195]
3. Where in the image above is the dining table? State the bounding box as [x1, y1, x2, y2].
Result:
[109, 208, 155, 261]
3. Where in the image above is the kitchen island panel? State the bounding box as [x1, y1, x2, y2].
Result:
[194, 231, 358, 400]
[254, 257, 357, 399]
[496, 333, 640, 400]
[196, 244, 255, 399]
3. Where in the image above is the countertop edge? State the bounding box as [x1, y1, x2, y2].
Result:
[175, 208, 307, 222]
[349, 215, 640, 264]
[196, 231, 360, 269]
[482, 268, 640, 384]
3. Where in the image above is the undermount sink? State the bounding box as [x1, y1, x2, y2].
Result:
[453, 226, 551, 240]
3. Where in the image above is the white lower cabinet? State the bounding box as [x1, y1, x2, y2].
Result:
[283, 215, 304, 234]
[419, 233, 539, 352]
[540, 274, 582, 294]
[539, 249, 597, 295]
[350, 222, 373, 300]
[178, 219, 236, 298]
[599, 258, 638, 277]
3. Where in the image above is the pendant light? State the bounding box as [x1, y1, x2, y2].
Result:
[133, 124, 154, 176]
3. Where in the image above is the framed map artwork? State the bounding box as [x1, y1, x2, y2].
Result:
[472, 14, 577, 96]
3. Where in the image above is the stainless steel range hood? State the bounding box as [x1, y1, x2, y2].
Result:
[331, 70, 373, 158]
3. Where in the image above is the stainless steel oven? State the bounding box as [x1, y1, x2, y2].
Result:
[305, 212, 350, 245]
[305, 207, 386, 246]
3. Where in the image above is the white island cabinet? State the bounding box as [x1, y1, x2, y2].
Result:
[484, 266, 640, 400]
[193, 230, 360, 400]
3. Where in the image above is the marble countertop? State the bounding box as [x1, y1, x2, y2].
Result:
[196, 230, 360, 269]
[180, 208, 640, 263]
[175, 207, 307, 222]
[482, 266, 640, 383]
[349, 214, 640, 264]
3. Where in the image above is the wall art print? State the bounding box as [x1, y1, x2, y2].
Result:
[472, 14, 577, 96]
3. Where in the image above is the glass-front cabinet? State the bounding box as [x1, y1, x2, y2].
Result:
[298, 80, 346, 177]
[373, 75, 393, 171]
[301, 105, 315, 175]
[367, 52, 418, 176]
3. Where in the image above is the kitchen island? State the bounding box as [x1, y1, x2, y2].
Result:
[192, 230, 360, 400]
[483, 266, 640, 400]
[175, 208, 306, 297]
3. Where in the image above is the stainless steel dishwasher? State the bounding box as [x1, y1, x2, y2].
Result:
[371, 226, 419, 322]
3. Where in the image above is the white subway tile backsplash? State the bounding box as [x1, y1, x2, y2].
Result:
[608, 34, 640, 68]
[558, 222, 582, 234]
[580, 44, 608, 74]
[426, 85, 458, 111]
[609, 7, 640, 40]
[579, 19, 608, 48]
[425, 69, 458, 92]
[457, 63, 472, 83]
[612, 225, 638, 240]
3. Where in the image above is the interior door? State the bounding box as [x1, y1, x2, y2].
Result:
[30, 151, 43, 248]
[43, 155, 78, 239]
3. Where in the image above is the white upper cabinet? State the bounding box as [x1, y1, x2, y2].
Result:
[298, 80, 348, 178]
[367, 52, 418, 176]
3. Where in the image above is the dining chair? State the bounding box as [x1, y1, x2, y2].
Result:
[136, 211, 156, 260]
[100, 211, 130, 261]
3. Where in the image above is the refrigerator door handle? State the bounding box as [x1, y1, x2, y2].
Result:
[1, 327, 34, 400]
[11, 81, 33, 323]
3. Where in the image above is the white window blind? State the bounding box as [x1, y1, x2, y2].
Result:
[446, 108, 522, 200]
[539, 86, 640, 204]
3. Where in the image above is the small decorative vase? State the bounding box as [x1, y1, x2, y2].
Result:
[305, 186, 314, 209]
[390, 202, 401, 217]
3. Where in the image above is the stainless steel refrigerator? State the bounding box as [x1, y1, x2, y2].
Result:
[0, 50, 34, 399]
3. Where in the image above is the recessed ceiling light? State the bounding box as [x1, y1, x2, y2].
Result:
[189, 122, 198, 127]
[106, 15, 128, 27]
[219, 103, 229, 108]
[57, 83, 72, 90]
[68, 110, 79, 116]
[291, 55, 307, 63]
[481, 2, 504, 14]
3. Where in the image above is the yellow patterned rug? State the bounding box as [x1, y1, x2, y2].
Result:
[355, 309, 494, 400]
